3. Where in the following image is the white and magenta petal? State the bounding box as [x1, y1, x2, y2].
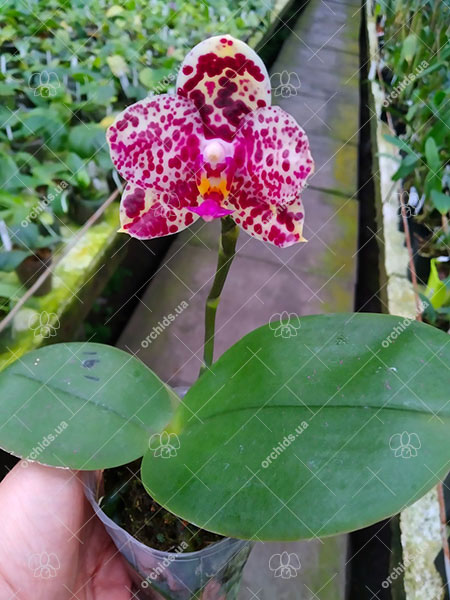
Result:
[230, 195, 306, 248]
[232, 105, 314, 206]
[119, 183, 199, 240]
[226, 105, 314, 247]
[176, 35, 271, 142]
[107, 94, 205, 205]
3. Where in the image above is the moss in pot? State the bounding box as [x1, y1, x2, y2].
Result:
[102, 461, 223, 553]
[0, 35, 450, 600]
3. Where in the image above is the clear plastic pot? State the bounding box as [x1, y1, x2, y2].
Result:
[82, 471, 252, 600]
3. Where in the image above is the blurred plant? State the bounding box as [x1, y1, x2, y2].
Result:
[0, 0, 275, 228]
[0, 223, 60, 272]
[376, 0, 450, 324]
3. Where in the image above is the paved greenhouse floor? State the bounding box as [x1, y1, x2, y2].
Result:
[118, 0, 362, 596]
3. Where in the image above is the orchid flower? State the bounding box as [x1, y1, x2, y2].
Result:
[107, 35, 314, 248]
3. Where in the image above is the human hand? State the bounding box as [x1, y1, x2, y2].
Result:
[0, 462, 132, 599]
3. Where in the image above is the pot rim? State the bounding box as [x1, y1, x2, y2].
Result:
[81, 470, 249, 561]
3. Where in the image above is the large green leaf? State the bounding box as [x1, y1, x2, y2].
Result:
[142, 313, 450, 541]
[0, 343, 178, 469]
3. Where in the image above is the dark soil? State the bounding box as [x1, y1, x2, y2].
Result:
[101, 461, 224, 553]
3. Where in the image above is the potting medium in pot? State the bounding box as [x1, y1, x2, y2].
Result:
[82, 471, 252, 600]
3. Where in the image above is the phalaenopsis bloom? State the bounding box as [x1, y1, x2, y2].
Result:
[107, 35, 314, 248]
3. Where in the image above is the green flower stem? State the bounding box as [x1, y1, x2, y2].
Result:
[200, 216, 239, 375]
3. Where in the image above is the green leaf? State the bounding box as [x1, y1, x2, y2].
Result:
[392, 154, 418, 181]
[401, 33, 417, 64]
[68, 124, 106, 159]
[0, 250, 30, 271]
[431, 190, 450, 215]
[424, 137, 441, 173]
[0, 152, 21, 192]
[9, 223, 40, 250]
[425, 170, 442, 197]
[0, 343, 178, 469]
[0, 280, 22, 300]
[383, 134, 416, 157]
[139, 67, 173, 90]
[107, 55, 129, 78]
[142, 314, 450, 541]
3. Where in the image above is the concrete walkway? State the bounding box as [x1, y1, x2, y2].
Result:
[118, 0, 361, 596]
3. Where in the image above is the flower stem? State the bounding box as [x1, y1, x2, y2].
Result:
[200, 216, 239, 375]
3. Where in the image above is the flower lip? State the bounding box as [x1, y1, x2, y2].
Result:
[189, 195, 234, 222]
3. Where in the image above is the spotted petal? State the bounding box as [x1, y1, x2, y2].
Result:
[119, 183, 199, 240]
[230, 194, 307, 248]
[107, 94, 205, 205]
[227, 106, 314, 247]
[176, 35, 271, 142]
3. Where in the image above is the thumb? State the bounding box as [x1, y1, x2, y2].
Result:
[0, 461, 85, 598]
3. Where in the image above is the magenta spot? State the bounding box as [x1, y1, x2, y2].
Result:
[123, 187, 145, 218]
[205, 81, 215, 96]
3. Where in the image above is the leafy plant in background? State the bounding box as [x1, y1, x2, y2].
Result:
[0, 281, 21, 322]
[0, 0, 276, 318]
[0, 223, 60, 273]
[375, 0, 450, 324]
[0, 35, 449, 599]
[0, 0, 275, 228]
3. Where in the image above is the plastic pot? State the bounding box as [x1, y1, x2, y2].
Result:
[68, 195, 104, 225]
[82, 471, 252, 600]
[15, 248, 52, 297]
